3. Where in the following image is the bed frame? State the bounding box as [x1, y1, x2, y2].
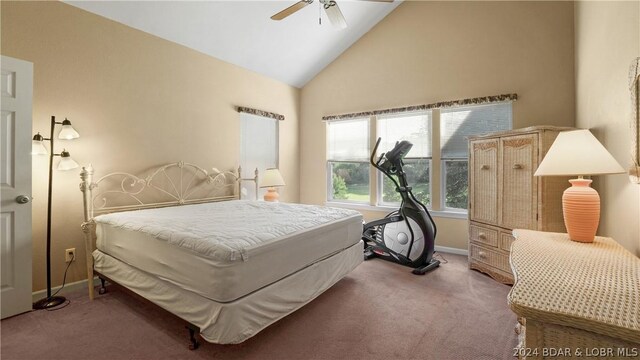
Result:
[79, 162, 257, 348]
[80, 161, 258, 298]
[79, 161, 363, 348]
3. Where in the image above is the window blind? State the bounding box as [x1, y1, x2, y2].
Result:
[441, 103, 512, 158]
[377, 111, 432, 158]
[240, 112, 278, 199]
[327, 118, 370, 161]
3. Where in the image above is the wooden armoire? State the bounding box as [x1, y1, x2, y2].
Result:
[467, 126, 573, 284]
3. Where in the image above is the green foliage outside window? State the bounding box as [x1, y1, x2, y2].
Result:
[330, 162, 370, 201]
[330, 159, 469, 210]
[381, 160, 430, 206]
[444, 160, 468, 209]
[332, 173, 348, 200]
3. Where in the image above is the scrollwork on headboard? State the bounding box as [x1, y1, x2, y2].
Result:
[79, 161, 257, 221]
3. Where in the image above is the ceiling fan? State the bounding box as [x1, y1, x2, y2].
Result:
[271, 0, 394, 30]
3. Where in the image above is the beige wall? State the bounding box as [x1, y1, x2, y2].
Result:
[1, 1, 300, 292]
[300, 1, 575, 249]
[575, 1, 640, 255]
[9, 0, 636, 293]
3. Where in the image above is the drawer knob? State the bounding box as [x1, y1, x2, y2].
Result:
[478, 233, 486, 239]
[478, 251, 487, 258]
[512, 164, 523, 170]
[481, 165, 489, 170]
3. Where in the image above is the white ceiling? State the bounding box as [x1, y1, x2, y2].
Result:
[66, 1, 401, 88]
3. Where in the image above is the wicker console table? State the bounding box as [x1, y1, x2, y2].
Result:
[508, 230, 640, 359]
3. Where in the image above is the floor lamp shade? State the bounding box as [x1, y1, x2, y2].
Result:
[58, 119, 80, 140]
[534, 130, 624, 242]
[32, 133, 48, 155]
[260, 168, 285, 202]
[57, 150, 79, 171]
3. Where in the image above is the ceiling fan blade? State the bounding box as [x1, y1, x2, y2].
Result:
[271, 0, 313, 21]
[324, 1, 347, 29]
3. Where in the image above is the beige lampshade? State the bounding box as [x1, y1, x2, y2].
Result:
[534, 129, 625, 176]
[260, 168, 285, 188]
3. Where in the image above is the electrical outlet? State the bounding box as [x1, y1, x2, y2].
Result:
[65, 248, 76, 263]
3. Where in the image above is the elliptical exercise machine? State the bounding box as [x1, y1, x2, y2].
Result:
[362, 138, 440, 275]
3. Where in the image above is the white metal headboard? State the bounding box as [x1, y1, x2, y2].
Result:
[78, 161, 257, 300]
[80, 161, 257, 219]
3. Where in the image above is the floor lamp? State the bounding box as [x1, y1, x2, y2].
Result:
[32, 116, 80, 309]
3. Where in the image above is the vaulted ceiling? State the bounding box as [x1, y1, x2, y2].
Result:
[66, 1, 402, 88]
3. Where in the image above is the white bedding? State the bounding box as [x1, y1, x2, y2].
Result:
[95, 200, 360, 262]
[95, 200, 363, 302]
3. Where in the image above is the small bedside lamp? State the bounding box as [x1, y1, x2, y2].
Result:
[534, 129, 625, 243]
[260, 168, 285, 202]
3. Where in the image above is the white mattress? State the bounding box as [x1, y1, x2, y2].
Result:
[95, 200, 362, 302]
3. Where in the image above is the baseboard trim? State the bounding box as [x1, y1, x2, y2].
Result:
[32, 277, 100, 302]
[435, 245, 468, 256]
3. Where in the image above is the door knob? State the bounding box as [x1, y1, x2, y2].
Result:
[16, 195, 31, 204]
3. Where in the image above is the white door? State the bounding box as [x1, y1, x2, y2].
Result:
[1, 56, 33, 319]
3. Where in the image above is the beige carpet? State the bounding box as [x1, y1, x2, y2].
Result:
[1, 253, 517, 360]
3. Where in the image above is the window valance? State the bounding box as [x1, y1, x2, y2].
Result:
[237, 106, 285, 121]
[322, 93, 517, 121]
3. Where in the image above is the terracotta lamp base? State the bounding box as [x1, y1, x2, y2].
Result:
[562, 178, 600, 243]
[263, 188, 280, 202]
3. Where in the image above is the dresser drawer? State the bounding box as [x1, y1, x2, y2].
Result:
[499, 231, 516, 251]
[469, 243, 511, 273]
[470, 224, 498, 247]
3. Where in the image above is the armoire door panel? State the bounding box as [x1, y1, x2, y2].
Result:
[470, 139, 499, 224]
[499, 134, 538, 229]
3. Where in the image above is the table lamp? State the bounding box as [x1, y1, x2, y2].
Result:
[534, 129, 625, 242]
[260, 168, 285, 202]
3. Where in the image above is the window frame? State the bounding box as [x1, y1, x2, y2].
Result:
[325, 118, 371, 204]
[438, 102, 513, 212]
[374, 110, 432, 207]
[325, 102, 513, 217]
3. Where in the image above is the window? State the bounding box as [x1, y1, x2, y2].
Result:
[440, 103, 512, 210]
[240, 112, 278, 200]
[377, 112, 431, 206]
[327, 118, 370, 202]
[326, 101, 512, 214]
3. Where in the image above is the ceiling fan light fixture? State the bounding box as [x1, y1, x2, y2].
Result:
[323, 0, 347, 29]
[270, 0, 392, 28]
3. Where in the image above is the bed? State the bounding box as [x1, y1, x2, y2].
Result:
[79, 162, 363, 347]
